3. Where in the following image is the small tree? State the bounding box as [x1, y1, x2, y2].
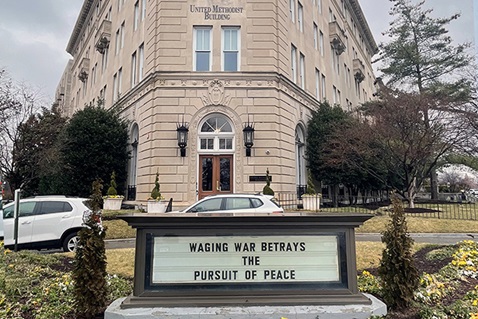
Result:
[262, 168, 274, 196]
[378, 193, 419, 310]
[106, 171, 118, 196]
[73, 179, 108, 318]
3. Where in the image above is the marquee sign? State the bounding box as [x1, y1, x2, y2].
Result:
[151, 235, 339, 284]
[119, 213, 373, 308]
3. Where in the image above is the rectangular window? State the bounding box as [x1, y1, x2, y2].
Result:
[219, 138, 233, 150]
[138, 43, 144, 81]
[120, 22, 125, 49]
[200, 138, 214, 150]
[318, 0, 322, 14]
[194, 27, 212, 71]
[134, 1, 140, 31]
[298, 2, 303, 32]
[319, 31, 324, 56]
[333, 85, 337, 104]
[118, 68, 123, 96]
[113, 73, 118, 101]
[289, 0, 295, 22]
[321, 74, 326, 99]
[291, 44, 297, 83]
[102, 48, 108, 72]
[222, 27, 239, 71]
[131, 52, 137, 87]
[315, 68, 320, 98]
[141, 0, 146, 20]
[102, 85, 107, 106]
[115, 29, 120, 55]
[313, 23, 318, 49]
[299, 53, 305, 89]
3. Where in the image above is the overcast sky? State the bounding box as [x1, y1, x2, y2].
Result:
[0, 0, 475, 104]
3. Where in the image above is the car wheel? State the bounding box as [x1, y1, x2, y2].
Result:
[63, 232, 79, 252]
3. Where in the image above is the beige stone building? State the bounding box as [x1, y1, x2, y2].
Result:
[56, 0, 377, 207]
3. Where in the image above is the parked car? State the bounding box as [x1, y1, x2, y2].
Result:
[2, 196, 89, 252]
[179, 194, 284, 214]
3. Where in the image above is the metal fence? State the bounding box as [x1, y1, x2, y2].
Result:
[275, 192, 478, 221]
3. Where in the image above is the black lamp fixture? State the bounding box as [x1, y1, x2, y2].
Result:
[176, 121, 189, 157]
[243, 120, 255, 157]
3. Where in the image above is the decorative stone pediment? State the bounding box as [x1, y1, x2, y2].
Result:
[201, 79, 231, 106]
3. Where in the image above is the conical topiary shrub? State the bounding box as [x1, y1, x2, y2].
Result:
[73, 179, 108, 318]
[106, 171, 118, 196]
[262, 168, 274, 196]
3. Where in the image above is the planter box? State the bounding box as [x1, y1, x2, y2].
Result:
[147, 200, 168, 213]
[302, 195, 320, 211]
[103, 197, 123, 210]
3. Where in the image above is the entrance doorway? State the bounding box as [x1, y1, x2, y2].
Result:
[199, 155, 233, 199]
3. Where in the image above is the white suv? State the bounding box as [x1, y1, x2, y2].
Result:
[2, 196, 89, 252]
[179, 194, 284, 214]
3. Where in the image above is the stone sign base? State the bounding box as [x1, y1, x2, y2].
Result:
[105, 294, 387, 319]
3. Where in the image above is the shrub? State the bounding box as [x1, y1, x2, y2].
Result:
[262, 168, 274, 196]
[378, 193, 419, 310]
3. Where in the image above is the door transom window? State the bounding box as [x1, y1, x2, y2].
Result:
[198, 114, 234, 152]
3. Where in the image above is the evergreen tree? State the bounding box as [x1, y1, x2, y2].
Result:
[378, 193, 419, 310]
[61, 103, 129, 197]
[73, 179, 108, 318]
[377, 0, 474, 199]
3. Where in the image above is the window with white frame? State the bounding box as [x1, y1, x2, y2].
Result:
[319, 30, 324, 56]
[141, 0, 146, 20]
[315, 68, 320, 98]
[333, 85, 337, 104]
[131, 52, 137, 87]
[194, 27, 212, 71]
[120, 22, 125, 49]
[113, 72, 118, 101]
[198, 114, 234, 152]
[321, 74, 326, 99]
[289, 0, 295, 22]
[222, 27, 239, 71]
[115, 29, 120, 55]
[138, 43, 144, 81]
[134, 1, 139, 31]
[318, 0, 322, 14]
[118, 67, 122, 97]
[291, 44, 297, 83]
[313, 23, 318, 49]
[298, 2, 303, 32]
[299, 53, 305, 89]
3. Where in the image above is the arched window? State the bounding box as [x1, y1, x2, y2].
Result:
[295, 126, 306, 193]
[198, 114, 235, 152]
[127, 123, 139, 200]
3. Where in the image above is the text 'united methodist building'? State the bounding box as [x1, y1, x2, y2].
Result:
[56, 0, 377, 207]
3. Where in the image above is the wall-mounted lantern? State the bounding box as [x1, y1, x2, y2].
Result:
[176, 122, 189, 157]
[243, 121, 255, 157]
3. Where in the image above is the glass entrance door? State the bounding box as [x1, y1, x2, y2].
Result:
[199, 155, 233, 199]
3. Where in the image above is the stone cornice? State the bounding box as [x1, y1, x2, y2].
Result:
[66, 0, 94, 55]
[348, 0, 378, 54]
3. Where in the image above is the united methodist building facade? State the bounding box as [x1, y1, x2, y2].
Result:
[56, 0, 377, 206]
